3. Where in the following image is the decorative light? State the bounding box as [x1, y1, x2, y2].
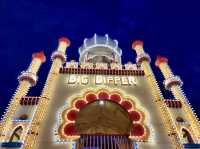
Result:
[56, 88, 149, 142]
[99, 100, 104, 106]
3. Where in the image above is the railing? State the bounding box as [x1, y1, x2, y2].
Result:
[76, 134, 134, 149]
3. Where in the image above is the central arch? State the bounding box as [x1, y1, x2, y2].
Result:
[75, 100, 132, 135]
[58, 89, 149, 142]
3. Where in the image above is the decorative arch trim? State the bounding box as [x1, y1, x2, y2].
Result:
[58, 89, 149, 141]
[9, 125, 23, 142]
[181, 127, 195, 143]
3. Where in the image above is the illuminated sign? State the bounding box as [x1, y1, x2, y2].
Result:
[67, 75, 137, 86]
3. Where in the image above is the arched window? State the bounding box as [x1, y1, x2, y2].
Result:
[18, 114, 28, 120]
[182, 128, 194, 144]
[176, 117, 185, 123]
[9, 126, 23, 142]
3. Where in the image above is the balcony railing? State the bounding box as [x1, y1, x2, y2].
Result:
[76, 134, 134, 149]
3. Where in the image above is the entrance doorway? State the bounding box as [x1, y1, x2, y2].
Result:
[75, 100, 133, 149]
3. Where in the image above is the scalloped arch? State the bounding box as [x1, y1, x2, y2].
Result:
[58, 88, 149, 141]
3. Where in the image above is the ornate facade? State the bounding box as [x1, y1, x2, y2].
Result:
[0, 34, 200, 149]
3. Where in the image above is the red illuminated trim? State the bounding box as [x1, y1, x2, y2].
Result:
[59, 67, 144, 76]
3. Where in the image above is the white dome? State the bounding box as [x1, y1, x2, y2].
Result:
[78, 34, 122, 64]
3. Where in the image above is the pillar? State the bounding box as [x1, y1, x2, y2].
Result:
[132, 41, 183, 148]
[0, 51, 46, 141]
[155, 55, 200, 140]
[23, 37, 70, 149]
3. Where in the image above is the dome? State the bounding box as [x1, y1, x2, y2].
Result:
[78, 34, 122, 64]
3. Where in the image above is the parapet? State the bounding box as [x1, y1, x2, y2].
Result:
[20, 96, 40, 105]
[59, 60, 144, 76]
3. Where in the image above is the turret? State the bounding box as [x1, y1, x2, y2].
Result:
[0, 51, 45, 141]
[23, 37, 70, 149]
[79, 34, 122, 64]
[155, 55, 200, 140]
[132, 40, 183, 148]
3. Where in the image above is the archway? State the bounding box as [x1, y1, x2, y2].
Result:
[75, 100, 133, 148]
[76, 100, 132, 135]
[182, 128, 194, 144]
[58, 89, 149, 144]
[9, 126, 23, 142]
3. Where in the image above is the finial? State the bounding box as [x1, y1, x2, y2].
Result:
[114, 40, 118, 49]
[32, 51, 46, 63]
[84, 38, 87, 47]
[94, 33, 97, 44]
[132, 40, 144, 49]
[59, 37, 71, 46]
[155, 55, 168, 67]
[105, 34, 109, 44]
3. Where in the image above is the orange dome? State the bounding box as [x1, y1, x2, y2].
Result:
[155, 55, 168, 67]
[32, 51, 46, 63]
[132, 40, 144, 49]
[59, 37, 71, 46]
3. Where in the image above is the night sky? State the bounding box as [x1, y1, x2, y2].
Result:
[0, 0, 200, 118]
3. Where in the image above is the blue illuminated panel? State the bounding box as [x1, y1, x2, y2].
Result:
[183, 143, 200, 148]
[1, 142, 23, 148]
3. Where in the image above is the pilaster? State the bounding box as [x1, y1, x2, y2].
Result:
[23, 37, 70, 149]
[0, 51, 45, 141]
[156, 56, 200, 141]
[132, 41, 183, 148]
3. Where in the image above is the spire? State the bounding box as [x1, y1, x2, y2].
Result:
[59, 37, 71, 46]
[131, 40, 145, 56]
[27, 51, 46, 77]
[57, 37, 71, 53]
[0, 50, 44, 141]
[23, 37, 70, 148]
[155, 55, 183, 90]
[32, 51, 46, 63]
[155, 55, 168, 67]
[131, 40, 150, 65]
[155, 55, 174, 80]
[51, 37, 70, 64]
[132, 43, 183, 148]
[156, 55, 200, 137]
[132, 40, 144, 49]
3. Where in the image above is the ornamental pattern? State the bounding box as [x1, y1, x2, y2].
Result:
[58, 89, 149, 141]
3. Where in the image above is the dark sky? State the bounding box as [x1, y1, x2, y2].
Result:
[0, 0, 200, 118]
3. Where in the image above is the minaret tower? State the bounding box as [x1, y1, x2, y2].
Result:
[132, 41, 183, 148]
[155, 56, 200, 141]
[0, 51, 46, 141]
[23, 37, 70, 149]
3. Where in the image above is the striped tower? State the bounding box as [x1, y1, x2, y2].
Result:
[132, 41, 183, 148]
[155, 56, 200, 141]
[0, 51, 46, 141]
[23, 37, 70, 149]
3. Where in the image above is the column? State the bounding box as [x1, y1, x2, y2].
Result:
[132, 40, 183, 148]
[23, 37, 70, 149]
[155, 55, 200, 139]
[0, 51, 46, 141]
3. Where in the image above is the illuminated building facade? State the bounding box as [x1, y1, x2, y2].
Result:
[0, 34, 200, 149]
